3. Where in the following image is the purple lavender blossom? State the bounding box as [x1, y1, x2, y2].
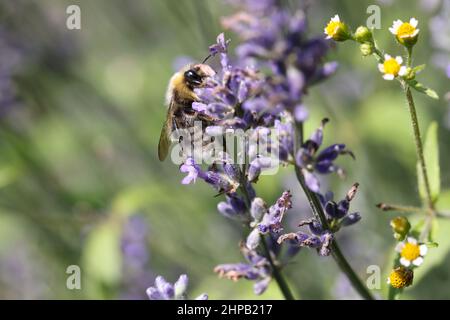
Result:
[257, 191, 292, 234]
[318, 183, 362, 230]
[277, 184, 362, 256]
[277, 219, 334, 257]
[180, 157, 240, 194]
[175, 0, 348, 298]
[296, 119, 354, 192]
[146, 274, 208, 300]
[217, 194, 247, 220]
[214, 243, 272, 295]
[244, 191, 292, 250]
[222, 1, 336, 119]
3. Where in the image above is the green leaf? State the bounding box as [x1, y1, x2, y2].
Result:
[407, 80, 439, 99]
[417, 122, 440, 204]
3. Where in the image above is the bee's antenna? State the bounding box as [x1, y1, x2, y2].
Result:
[202, 54, 212, 64]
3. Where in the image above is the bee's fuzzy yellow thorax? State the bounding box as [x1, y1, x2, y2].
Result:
[166, 72, 198, 106]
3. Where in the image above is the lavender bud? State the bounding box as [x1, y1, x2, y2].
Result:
[154, 276, 175, 300]
[248, 157, 272, 182]
[251, 197, 267, 221]
[217, 202, 238, 219]
[195, 293, 209, 300]
[248, 161, 261, 183]
[325, 201, 338, 219]
[341, 212, 361, 226]
[146, 287, 162, 300]
[294, 104, 309, 122]
[253, 277, 271, 295]
[229, 196, 246, 215]
[303, 169, 320, 193]
[223, 163, 240, 181]
[174, 274, 189, 298]
[337, 199, 350, 216]
[309, 118, 329, 146]
[246, 228, 261, 250]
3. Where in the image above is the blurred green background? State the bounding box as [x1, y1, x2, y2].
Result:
[0, 0, 449, 299]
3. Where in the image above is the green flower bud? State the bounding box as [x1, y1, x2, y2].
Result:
[354, 26, 373, 43]
[404, 67, 415, 80]
[359, 43, 373, 56]
[390, 216, 411, 240]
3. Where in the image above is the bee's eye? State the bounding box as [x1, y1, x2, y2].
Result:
[184, 70, 202, 84]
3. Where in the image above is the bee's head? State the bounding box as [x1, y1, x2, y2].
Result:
[183, 64, 216, 88]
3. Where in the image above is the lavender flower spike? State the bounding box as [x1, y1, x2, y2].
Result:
[146, 274, 208, 300]
[209, 33, 231, 71]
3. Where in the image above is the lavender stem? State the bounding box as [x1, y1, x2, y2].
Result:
[260, 235, 295, 300]
[294, 122, 375, 300]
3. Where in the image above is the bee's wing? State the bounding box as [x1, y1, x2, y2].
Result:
[158, 106, 175, 162]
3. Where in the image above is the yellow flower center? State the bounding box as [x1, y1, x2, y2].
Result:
[389, 267, 413, 289]
[383, 58, 401, 75]
[401, 242, 421, 261]
[397, 23, 416, 38]
[325, 21, 343, 36]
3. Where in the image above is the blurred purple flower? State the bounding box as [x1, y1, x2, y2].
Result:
[0, 29, 23, 116]
[120, 214, 154, 300]
[430, 1, 450, 78]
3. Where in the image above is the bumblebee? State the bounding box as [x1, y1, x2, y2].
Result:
[158, 63, 216, 161]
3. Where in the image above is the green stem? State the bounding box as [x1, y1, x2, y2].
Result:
[294, 123, 375, 300]
[295, 167, 375, 300]
[260, 235, 295, 300]
[404, 85, 434, 211]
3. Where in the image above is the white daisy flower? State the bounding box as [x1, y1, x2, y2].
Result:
[395, 237, 428, 267]
[389, 18, 420, 45]
[324, 15, 350, 41]
[378, 54, 407, 80]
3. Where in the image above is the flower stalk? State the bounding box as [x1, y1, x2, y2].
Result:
[403, 84, 434, 211]
[294, 123, 375, 300]
[260, 235, 295, 300]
